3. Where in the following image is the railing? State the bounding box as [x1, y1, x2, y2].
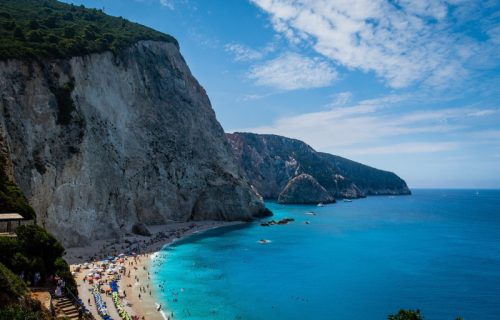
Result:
[63, 286, 97, 320]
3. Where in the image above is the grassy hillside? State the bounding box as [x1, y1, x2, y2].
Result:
[0, 0, 177, 60]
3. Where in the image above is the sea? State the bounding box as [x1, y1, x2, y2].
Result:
[150, 189, 500, 320]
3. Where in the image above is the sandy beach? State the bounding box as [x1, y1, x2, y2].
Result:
[66, 220, 243, 320]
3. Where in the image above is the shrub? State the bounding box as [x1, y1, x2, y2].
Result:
[0, 304, 47, 320]
[388, 309, 424, 320]
[0, 262, 27, 300]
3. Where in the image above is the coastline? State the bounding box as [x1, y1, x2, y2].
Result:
[66, 220, 245, 320]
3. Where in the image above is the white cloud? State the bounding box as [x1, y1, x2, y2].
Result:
[159, 0, 174, 9]
[470, 130, 500, 140]
[224, 42, 276, 62]
[467, 109, 499, 117]
[240, 93, 275, 102]
[248, 52, 337, 90]
[225, 43, 264, 61]
[341, 142, 458, 155]
[330, 92, 352, 107]
[232, 94, 498, 156]
[250, 0, 493, 88]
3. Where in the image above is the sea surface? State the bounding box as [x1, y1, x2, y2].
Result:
[151, 189, 500, 320]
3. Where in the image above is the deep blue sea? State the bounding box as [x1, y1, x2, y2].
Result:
[151, 189, 500, 320]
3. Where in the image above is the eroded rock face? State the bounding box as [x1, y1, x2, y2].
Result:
[131, 222, 152, 237]
[0, 41, 267, 246]
[278, 174, 335, 204]
[226, 132, 411, 202]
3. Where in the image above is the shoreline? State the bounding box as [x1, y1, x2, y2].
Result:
[67, 220, 245, 320]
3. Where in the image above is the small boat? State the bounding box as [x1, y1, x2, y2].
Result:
[305, 211, 316, 216]
[258, 239, 271, 244]
[317, 203, 324, 207]
[343, 199, 352, 202]
[304, 221, 310, 225]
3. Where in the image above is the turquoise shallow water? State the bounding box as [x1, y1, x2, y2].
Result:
[151, 189, 500, 320]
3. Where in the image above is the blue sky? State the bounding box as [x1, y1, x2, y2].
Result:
[63, 0, 500, 188]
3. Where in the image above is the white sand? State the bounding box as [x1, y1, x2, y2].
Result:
[67, 221, 243, 320]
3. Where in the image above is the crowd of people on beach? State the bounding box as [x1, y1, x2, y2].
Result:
[70, 224, 208, 320]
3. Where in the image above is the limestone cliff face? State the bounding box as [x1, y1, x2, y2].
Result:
[226, 132, 411, 202]
[0, 41, 268, 246]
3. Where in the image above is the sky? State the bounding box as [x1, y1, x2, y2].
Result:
[62, 0, 500, 189]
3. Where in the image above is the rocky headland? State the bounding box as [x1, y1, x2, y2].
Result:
[226, 132, 411, 203]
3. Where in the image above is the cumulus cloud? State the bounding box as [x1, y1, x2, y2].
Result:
[247, 52, 337, 90]
[250, 0, 494, 88]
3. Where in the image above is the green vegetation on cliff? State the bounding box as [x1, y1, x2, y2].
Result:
[0, 0, 177, 60]
[0, 262, 50, 319]
[0, 155, 35, 219]
[0, 225, 76, 296]
[0, 225, 75, 318]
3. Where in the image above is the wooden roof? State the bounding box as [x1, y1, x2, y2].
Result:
[0, 213, 24, 220]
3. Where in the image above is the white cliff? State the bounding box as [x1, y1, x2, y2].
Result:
[0, 41, 268, 246]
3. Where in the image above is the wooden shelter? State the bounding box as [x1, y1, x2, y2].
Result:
[0, 212, 24, 233]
